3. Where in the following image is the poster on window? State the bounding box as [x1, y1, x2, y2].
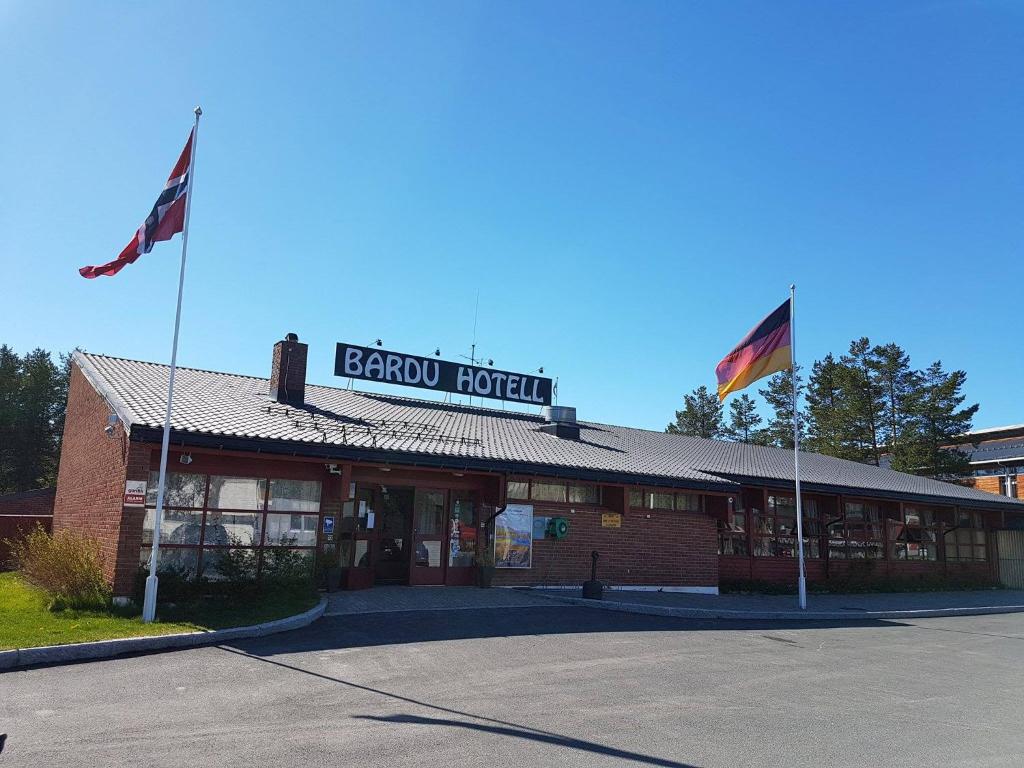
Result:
[495, 503, 533, 569]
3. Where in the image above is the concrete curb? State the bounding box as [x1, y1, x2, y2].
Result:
[0, 596, 327, 672]
[529, 591, 1024, 622]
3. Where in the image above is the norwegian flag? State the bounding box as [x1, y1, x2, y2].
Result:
[80, 129, 194, 278]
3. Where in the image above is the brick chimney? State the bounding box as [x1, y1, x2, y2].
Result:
[270, 333, 308, 406]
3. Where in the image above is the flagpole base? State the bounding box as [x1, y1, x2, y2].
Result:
[142, 574, 159, 623]
[797, 574, 807, 611]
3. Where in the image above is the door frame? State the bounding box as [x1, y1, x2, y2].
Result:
[409, 487, 448, 585]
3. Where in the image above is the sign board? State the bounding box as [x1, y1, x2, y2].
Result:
[335, 342, 553, 406]
[323, 517, 335, 535]
[601, 512, 622, 528]
[124, 480, 147, 507]
[532, 515, 550, 540]
[495, 504, 533, 568]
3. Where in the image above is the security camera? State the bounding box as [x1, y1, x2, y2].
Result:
[179, 453, 193, 465]
[104, 414, 119, 437]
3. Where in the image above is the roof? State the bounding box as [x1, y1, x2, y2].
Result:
[75, 352, 1024, 511]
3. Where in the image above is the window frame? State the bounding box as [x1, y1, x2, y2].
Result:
[142, 471, 323, 579]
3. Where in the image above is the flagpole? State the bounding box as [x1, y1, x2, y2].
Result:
[143, 106, 202, 623]
[790, 283, 807, 610]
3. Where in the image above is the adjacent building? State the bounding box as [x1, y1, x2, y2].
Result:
[51, 335, 1024, 598]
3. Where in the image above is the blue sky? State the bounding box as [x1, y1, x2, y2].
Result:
[2, 1, 1020, 431]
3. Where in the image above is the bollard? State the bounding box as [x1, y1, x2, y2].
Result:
[582, 550, 603, 600]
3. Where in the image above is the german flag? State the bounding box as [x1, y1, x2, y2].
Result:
[715, 299, 792, 401]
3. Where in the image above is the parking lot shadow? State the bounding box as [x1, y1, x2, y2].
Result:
[227, 604, 900, 659]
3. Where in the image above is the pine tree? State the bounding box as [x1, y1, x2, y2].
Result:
[757, 367, 804, 449]
[838, 338, 885, 465]
[804, 353, 850, 458]
[0, 345, 20, 493]
[666, 385, 724, 439]
[895, 361, 978, 479]
[724, 394, 763, 443]
[0, 346, 70, 494]
[869, 342, 920, 458]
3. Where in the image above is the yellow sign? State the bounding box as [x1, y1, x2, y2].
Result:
[601, 513, 621, 528]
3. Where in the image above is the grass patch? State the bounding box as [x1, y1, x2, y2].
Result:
[0, 572, 319, 651]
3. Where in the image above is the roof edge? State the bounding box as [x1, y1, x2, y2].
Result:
[74, 351, 140, 433]
[128, 426, 740, 493]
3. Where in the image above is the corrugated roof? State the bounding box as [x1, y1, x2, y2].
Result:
[75, 352, 1024, 510]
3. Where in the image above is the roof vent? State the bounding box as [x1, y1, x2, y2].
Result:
[540, 405, 580, 440]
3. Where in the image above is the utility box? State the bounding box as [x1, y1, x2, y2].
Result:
[547, 517, 569, 539]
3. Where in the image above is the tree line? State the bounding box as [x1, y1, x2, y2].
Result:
[666, 337, 978, 480]
[0, 346, 71, 495]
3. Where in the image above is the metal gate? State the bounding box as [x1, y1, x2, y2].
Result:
[996, 531, 1024, 589]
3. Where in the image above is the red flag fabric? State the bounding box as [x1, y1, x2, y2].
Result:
[79, 130, 194, 279]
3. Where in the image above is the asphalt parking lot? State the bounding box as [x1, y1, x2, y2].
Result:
[3, 606, 1023, 767]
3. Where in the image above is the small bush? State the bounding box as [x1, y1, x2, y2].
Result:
[4, 525, 111, 610]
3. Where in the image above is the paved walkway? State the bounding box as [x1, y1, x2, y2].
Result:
[324, 585, 553, 615]
[324, 586, 1024, 621]
[530, 588, 1024, 620]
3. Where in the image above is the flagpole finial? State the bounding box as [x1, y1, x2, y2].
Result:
[194, 106, 202, 117]
[789, 283, 795, 291]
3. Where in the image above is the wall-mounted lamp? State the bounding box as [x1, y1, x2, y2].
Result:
[103, 414, 119, 437]
[179, 453, 193, 465]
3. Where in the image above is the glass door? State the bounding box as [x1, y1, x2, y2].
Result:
[446, 493, 478, 585]
[410, 489, 446, 585]
[375, 487, 413, 584]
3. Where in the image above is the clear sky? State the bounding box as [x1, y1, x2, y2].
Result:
[2, 1, 1021, 431]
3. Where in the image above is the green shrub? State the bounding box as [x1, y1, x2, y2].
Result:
[261, 547, 314, 589]
[4, 525, 111, 610]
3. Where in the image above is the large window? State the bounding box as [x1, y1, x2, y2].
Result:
[718, 504, 748, 556]
[889, 506, 940, 561]
[629, 489, 702, 513]
[141, 472, 321, 579]
[945, 511, 987, 562]
[752, 495, 820, 558]
[827, 501, 883, 559]
[508, 478, 601, 506]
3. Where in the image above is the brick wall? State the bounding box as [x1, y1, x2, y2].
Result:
[493, 506, 718, 588]
[52, 365, 151, 596]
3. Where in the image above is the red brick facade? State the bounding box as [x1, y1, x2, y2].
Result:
[52, 366, 152, 596]
[494, 506, 718, 589]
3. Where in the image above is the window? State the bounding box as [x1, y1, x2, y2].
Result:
[889, 506, 940, 561]
[753, 496, 822, 558]
[146, 471, 205, 508]
[945, 511, 987, 562]
[208, 476, 264, 510]
[568, 484, 601, 505]
[509, 479, 603, 505]
[630, 488, 704, 512]
[507, 480, 530, 500]
[828, 502, 883, 559]
[718, 504, 748, 556]
[531, 482, 568, 503]
[676, 493, 700, 512]
[140, 473, 322, 578]
[268, 479, 321, 512]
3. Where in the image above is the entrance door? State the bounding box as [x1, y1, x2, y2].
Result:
[375, 487, 414, 584]
[409, 489, 446, 585]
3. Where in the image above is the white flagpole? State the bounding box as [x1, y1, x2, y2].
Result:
[143, 106, 202, 623]
[790, 283, 807, 610]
